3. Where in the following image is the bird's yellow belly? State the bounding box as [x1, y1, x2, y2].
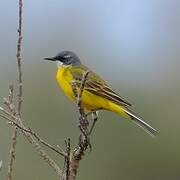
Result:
[56, 68, 110, 111]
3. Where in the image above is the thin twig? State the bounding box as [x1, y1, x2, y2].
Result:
[28, 127, 66, 157]
[5, 86, 17, 180]
[22, 127, 62, 177]
[0, 113, 66, 157]
[0, 113, 62, 176]
[77, 71, 90, 134]
[0, 107, 12, 117]
[7, 130, 18, 180]
[3, 85, 15, 113]
[70, 71, 91, 179]
[3, 86, 17, 180]
[8, 85, 14, 105]
[17, 0, 23, 116]
[62, 138, 71, 180]
[8, 0, 23, 179]
[77, 71, 89, 118]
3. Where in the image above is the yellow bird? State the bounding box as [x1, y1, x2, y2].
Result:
[44, 51, 157, 137]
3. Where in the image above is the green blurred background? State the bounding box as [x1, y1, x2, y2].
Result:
[0, 0, 180, 179]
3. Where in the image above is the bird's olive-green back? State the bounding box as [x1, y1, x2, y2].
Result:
[70, 65, 132, 107]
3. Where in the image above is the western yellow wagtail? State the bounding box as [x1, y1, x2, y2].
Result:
[44, 51, 157, 137]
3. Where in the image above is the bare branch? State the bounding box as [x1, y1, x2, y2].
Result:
[7, 0, 23, 179]
[0, 107, 9, 116]
[77, 71, 89, 118]
[5, 86, 18, 180]
[8, 85, 14, 105]
[62, 138, 71, 180]
[77, 71, 90, 140]
[17, 0, 23, 116]
[28, 127, 66, 157]
[2, 85, 17, 180]
[23, 128, 62, 177]
[7, 129, 18, 180]
[70, 71, 91, 179]
[3, 85, 15, 113]
[0, 113, 66, 157]
[0, 113, 62, 177]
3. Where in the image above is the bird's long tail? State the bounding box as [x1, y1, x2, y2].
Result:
[123, 107, 158, 137]
[109, 103, 158, 137]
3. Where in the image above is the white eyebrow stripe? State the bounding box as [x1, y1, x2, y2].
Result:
[64, 55, 71, 58]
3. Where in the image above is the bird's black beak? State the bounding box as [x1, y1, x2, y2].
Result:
[44, 57, 56, 61]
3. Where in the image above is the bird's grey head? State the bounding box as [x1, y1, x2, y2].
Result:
[44, 51, 81, 66]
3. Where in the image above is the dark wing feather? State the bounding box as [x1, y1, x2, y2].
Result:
[86, 81, 132, 106]
[71, 65, 132, 107]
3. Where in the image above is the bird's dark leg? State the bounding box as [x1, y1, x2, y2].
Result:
[89, 111, 98, 135]
[85, 111, 93, 117]
[85, 111, 96, 128]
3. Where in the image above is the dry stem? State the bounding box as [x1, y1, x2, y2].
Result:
[0, 111, 66, 157]
[0, 113, 63, 177]
[69, 71, 92, 180]
[62, 138, 71, 180]
[7, 1, 23, 179]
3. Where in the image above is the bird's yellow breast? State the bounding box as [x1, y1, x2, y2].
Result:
[56, 66, 76, 102]
[56, 66, 111, 111]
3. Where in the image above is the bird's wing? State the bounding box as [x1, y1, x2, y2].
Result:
[71, 65, 132, 107]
